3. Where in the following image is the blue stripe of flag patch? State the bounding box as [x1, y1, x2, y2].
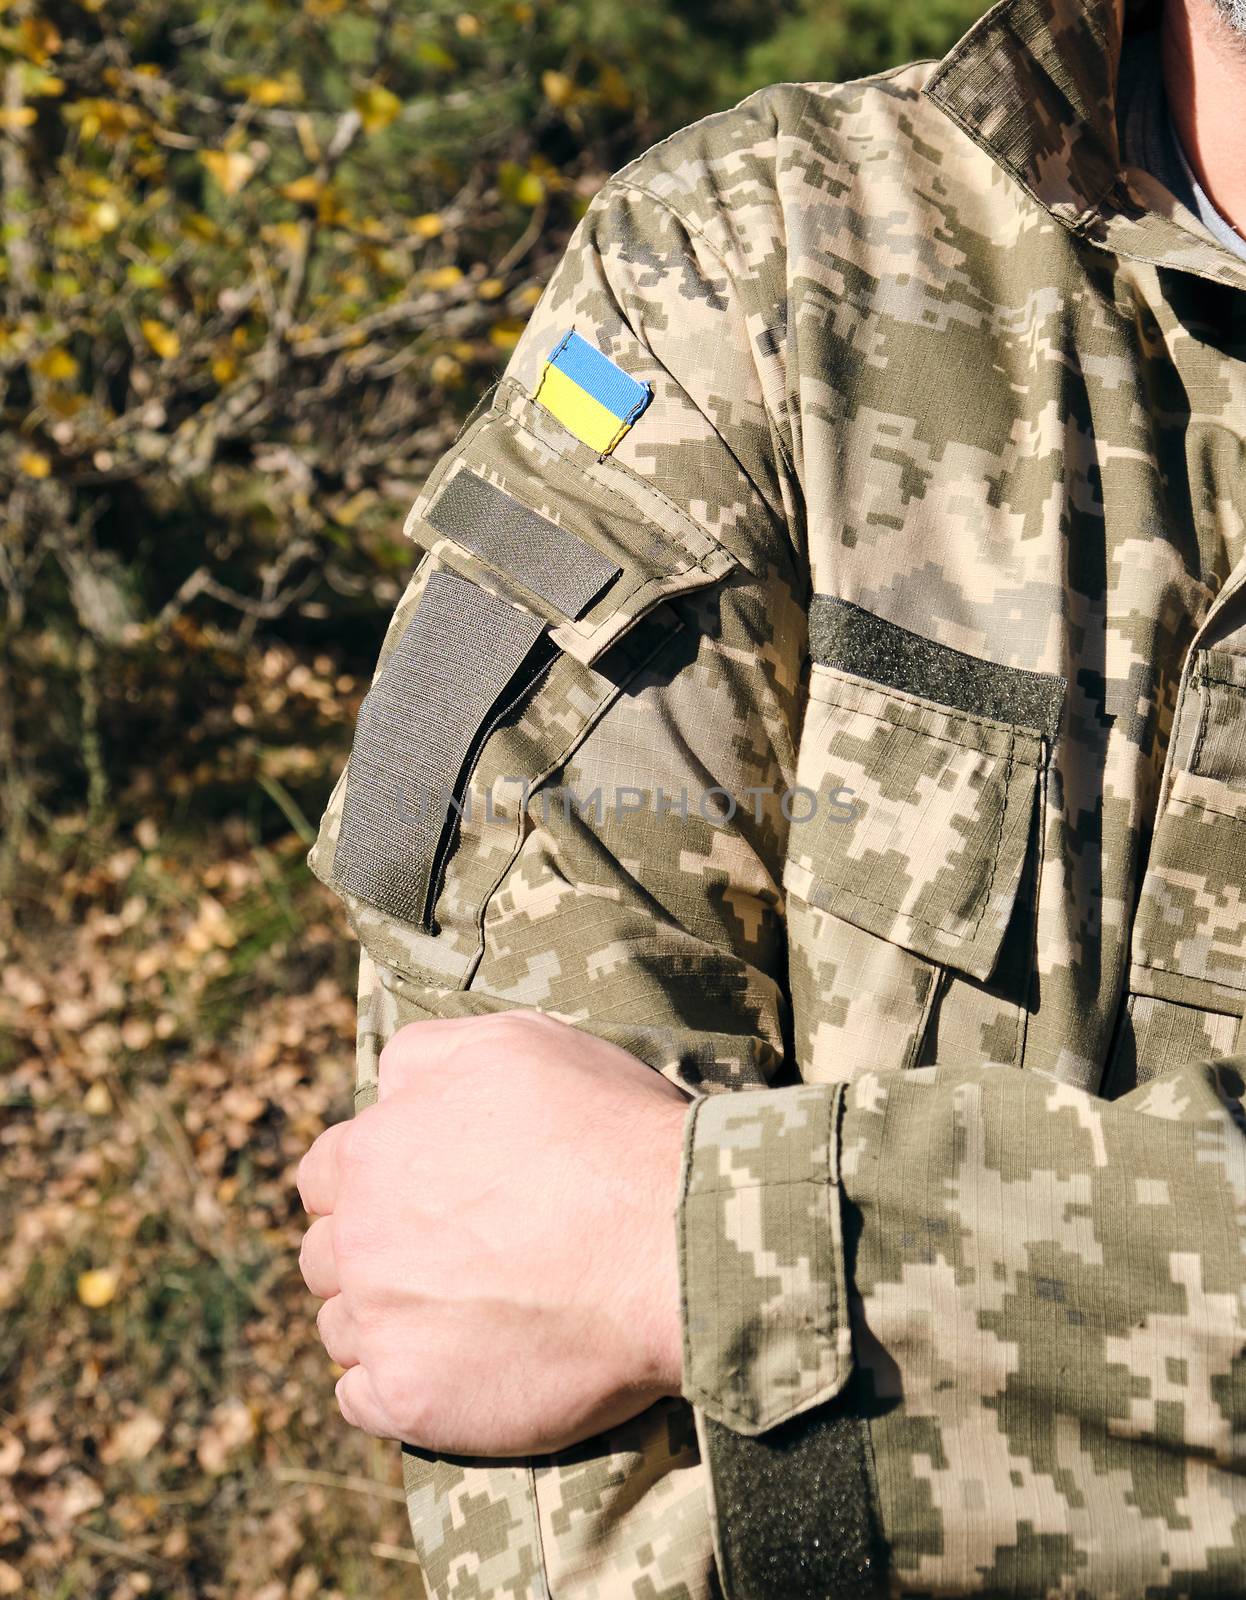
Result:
[547, 330, 650, 422]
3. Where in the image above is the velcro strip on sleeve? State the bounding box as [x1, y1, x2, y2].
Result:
[426, 469, 620, 619]
[810, 595, 1065, 739]
[703, 1404, 887, 1600]
[333, 568, 548, 930]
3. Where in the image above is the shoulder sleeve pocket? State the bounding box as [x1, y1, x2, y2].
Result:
[309, 385, 742, 986]
[786, 597, 1063, 983]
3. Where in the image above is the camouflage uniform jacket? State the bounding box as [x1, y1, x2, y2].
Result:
[310, 0, 1246, 1590]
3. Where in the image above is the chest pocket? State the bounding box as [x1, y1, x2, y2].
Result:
[785, 597, 1063, 1082]
[1115, 648, 1246, 1090]
[309, 378, 740, 993]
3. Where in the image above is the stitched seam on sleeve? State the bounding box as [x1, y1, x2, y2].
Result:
[610, 177, 800, 501]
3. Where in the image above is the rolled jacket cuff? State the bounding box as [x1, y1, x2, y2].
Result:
[677, 1081, 855, 1435]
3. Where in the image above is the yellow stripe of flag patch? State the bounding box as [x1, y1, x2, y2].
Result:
[533, 330, 652, 455]
[535, 365, 625, 454]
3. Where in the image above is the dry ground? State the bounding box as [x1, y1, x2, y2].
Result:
[1, 772, 422, 1596]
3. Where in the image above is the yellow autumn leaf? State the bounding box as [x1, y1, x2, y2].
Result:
[127, 262, 166, 289]
[315, 191, 350, 226]
[455, 13, 482, 36]
[333, 490, 375, 527]
[353, 83, 401, 134]
[415, 41, 456, 71]
[280, 175, 323, 204]
[199, 148, 256, 197]
[46, 390, 83, 419]
[20, 15, 62, 63]
[17, 449, 51, 478]
[295, 114, 321, 164]
[500, 161, 546, 208]
[410, 211, 443, 239]
[66, 97, 143, 141]
[77, 1268, 119, 1308]
[423, 265, 463, 291]
[211, 354, 237, 385]
[141, 319, 180, 360]
[430, 353, 463, 386]
[477, 277, 505, 300]
[27, 71, 64, 97]
[83, 1081, 112, 1115]
[249, 74, 302, 107]
[541, 70, 575, 107]
[35, 348, 79, 382]
[0, 107, 36, 131]
[488, 318, 525, 351]
[181, 212, 218, 242]
[262, 221, 305, 253]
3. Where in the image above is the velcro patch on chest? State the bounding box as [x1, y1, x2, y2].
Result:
[533, 330, 652, 456]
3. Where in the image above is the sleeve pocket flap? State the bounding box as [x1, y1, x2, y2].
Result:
[403, 379, 739, 666]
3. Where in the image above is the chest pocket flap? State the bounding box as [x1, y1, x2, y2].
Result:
[1132, 648, 1246, 1006]
[786, 597, 1064, 983]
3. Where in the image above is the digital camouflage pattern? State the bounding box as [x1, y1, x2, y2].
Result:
[310, 0, 1246, 1589]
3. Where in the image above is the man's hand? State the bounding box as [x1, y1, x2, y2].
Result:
[296, 1010, 691, 1456]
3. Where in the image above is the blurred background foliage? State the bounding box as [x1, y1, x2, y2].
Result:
[0, 0, 985, 1594]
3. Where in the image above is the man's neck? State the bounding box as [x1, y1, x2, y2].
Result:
[1163, 0, 1246, 234]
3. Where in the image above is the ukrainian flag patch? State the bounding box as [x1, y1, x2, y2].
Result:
[533, 330, 652, 456]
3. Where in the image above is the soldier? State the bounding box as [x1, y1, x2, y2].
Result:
[294, 0, 1246, 1591]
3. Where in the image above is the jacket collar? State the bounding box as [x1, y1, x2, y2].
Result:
[927, 0, 1131, 226]
[925, 0, 1246, 283]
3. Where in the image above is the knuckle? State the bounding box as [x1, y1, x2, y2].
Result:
[334, 1117, 372, 1175]
[316, 1297, 343, 1344]
[334, 1376, 356, 1423]
[372, 1358, 424, 1433]
[379, 1021, 422, 1071]
[331, 1206, 376, 1262]
[478, 1008, 553, 1048]
[508, 1007, 563, 1039]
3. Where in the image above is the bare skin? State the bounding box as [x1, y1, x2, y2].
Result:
[297, 1011, 689, 1453]
[1164, 0, 1246, 234]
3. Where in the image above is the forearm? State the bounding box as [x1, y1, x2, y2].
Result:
[681, 1059, 1246, 1597]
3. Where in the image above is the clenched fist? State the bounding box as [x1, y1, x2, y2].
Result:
[296, 1010, 691, 1455]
